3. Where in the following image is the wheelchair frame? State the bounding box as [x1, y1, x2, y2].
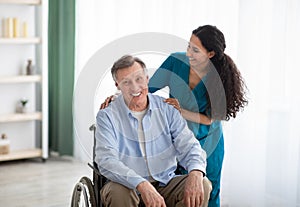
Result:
[71, 124, 107, 207]
[71, 125, 145, 207]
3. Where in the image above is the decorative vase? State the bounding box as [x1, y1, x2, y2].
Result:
[0, 134, 10, 155]
[26, 59, 35, 75]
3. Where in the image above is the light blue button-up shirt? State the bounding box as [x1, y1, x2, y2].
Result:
[95, 93, 207, 190]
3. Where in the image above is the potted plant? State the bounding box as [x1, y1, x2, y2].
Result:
[16, 98, 29, 113]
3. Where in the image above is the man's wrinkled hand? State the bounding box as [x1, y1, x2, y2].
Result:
[183, 170, 204, 207]
[137, 181, 166, 207]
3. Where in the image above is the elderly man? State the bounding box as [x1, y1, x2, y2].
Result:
[95, 55, 211, 207]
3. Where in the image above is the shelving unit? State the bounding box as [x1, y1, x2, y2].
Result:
[0, 0, 41, 5]
[0, 149, 42, 162]
[0, 112, 42, 123]
[0, 0, 48, 162]
[0, 37, 41, 44]
[0, 75, 42, 83]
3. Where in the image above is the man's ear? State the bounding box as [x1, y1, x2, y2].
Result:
[115, 82, 120, 90]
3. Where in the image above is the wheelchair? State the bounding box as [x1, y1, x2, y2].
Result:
[71, 124, 107, 207]
[70, 124, 190, 206]
[71, 124, 147, 207]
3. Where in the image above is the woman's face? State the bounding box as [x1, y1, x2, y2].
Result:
[186, 34, 215, 70]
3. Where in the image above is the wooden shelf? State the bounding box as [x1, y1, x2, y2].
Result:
[0, 37, 41, 44]
[0, 0, 40, 5]
[0, 112, 42, 123]
[0, 75, 42, 84]
[0, 148, 42, 162]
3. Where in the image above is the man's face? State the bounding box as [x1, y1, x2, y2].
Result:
[115, 62, 149, 111]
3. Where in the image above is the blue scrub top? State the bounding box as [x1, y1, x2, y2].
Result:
[149, 52, 223, 157]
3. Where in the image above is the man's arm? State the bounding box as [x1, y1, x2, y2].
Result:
[167, 106, 207, 174]
[167, 105, 208, 207]
[95, 110, 146, 189]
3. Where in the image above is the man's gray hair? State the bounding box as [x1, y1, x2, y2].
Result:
[111, 55, 146, 81]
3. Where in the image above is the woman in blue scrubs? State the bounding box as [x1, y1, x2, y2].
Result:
[148, 25, 248, 207]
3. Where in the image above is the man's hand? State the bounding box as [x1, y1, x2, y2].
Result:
[137, 181, 166, 207]
[183, 170, 205, 207]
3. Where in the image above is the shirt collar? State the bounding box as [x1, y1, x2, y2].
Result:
[117, 93, 154, 117]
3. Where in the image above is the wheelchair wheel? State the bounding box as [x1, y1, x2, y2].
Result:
[71, 176, 97, 207]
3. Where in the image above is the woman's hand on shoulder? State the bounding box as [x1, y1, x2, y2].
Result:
[100, 95, 116, 109]
[164, 98, 182, 114]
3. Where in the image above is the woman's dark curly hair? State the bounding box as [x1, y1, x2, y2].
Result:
[193, 25, 248, 120]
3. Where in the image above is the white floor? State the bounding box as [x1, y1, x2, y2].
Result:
[0, 156, 91, 207]
[0, 155, 231, 207]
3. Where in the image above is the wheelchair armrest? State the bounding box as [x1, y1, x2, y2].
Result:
[89, 124, 96, 131]
[88, 162, 102, 177]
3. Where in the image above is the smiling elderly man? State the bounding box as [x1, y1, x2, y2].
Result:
[95, 55, 212, 207]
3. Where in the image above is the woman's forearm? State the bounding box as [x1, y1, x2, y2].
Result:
[181, 109, 212, 125]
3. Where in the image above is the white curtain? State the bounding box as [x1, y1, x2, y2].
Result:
[74, 0, 300, 206]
